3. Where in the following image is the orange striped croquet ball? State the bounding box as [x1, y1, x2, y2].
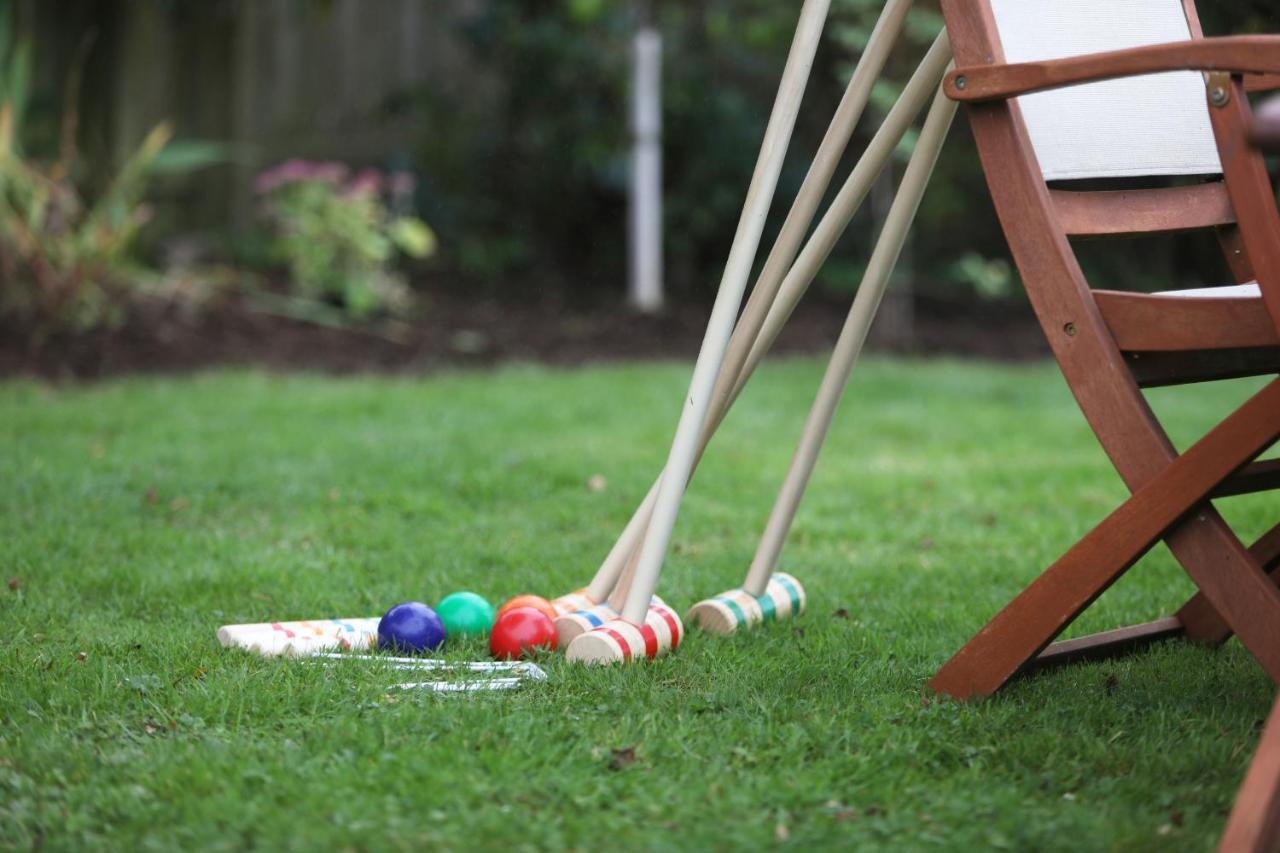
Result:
[497, 594, 558, 622]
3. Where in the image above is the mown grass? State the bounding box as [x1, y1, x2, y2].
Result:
[1, 358, 1275, 851]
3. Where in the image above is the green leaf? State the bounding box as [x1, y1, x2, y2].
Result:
[388, 217, 436, 259]
[146, 140, 232, 175]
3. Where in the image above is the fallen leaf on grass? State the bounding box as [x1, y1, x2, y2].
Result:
[172, 666, 207, 687]
[823, 800, 858, 822]
[833, 608, 849, 619]
[7, 577, 19, 591]
[774, 823, 790, 842]
[608, 747, 636, 770]
[144, 486, 158, 505]
[587, 474, 607, 493]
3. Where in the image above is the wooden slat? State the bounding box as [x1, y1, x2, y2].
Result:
[1246, 73, 1280, 94]
[1126, 347, 1280, 388]
[1052, 184, 1235, 237]
[1027, 617, 1184, 671]
[946, 35, 1280, 102]
[1214, 458, 1280, 499]
[1094, 288, 1278, 352]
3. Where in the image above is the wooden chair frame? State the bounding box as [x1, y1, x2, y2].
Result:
[931, 7, 1280, 845]
[929, 0, 1280, 699]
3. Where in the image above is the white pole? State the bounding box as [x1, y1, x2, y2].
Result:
[619, 0, 831, 626]
[629, 25, 664, 313]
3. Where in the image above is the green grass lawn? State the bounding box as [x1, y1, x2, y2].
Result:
[1, 358, 1275, 851]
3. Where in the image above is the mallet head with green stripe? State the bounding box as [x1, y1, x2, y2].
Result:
[686, 572, 806, 635]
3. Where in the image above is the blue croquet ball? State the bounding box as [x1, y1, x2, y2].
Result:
[435, 591, 496, 638]
[378, 601, 446, 653]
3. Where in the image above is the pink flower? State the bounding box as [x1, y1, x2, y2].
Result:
[254, 159, 351, 194]
[342, 168, 384, 197]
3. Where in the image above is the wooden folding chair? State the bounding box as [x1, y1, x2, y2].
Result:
[925, 0, 1280, 702]
[1213, 94, 1280, 853]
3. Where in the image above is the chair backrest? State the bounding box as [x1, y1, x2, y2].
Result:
[988, 0, 1222, 181]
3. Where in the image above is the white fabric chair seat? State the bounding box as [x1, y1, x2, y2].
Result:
[1154, 283, 1260, 298]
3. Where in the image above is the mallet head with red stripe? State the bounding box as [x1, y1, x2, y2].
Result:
[563, 601, 684, 665]
[553, 594, 668, 650]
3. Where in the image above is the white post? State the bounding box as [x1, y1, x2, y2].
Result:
[629, 25, 664, 313]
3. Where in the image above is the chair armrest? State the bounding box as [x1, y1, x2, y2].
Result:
[945, 35, 1280, 102]
[1250, 95, 1280, 151]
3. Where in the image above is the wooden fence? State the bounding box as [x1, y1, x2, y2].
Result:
[18, 0, 486, 228]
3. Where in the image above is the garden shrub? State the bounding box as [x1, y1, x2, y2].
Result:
[253, 160, 435, 323]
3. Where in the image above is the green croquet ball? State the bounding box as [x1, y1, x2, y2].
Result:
[436, 591, 496, 639]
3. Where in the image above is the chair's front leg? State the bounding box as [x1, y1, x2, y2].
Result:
[929, 379, 1280, 700]
[1219, 692, 1280, 853]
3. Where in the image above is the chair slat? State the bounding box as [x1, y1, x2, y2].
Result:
[1213, 458, 1280, 499]
[1095, 287, 1276, 351]
[1052, 183, 1235, 236]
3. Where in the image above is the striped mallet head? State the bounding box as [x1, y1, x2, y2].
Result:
[685, 572, 806, 636]
[554, 595, 668, 650]
[563, 601, 683, 665]
[550, 589, 598, 616]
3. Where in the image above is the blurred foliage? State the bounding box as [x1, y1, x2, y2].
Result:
[253, 161, 435, 326]
[407, 0, 1275, 306]
[11, 0, 1278, 327]
[0, 7, 224, 340]
[410, 0, 841, 293]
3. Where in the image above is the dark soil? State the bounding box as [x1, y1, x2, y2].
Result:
[0, 285, 1048, 381]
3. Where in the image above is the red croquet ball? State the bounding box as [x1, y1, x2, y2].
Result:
[497, 594, 558, 622]
[489, 606, 558, 659]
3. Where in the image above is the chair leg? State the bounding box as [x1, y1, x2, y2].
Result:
[1179, 522, 1280, 643]
[1027, 521, 1280, 670]
[1219, 694, 1280, 853]
[928, 379, 1280, 700]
